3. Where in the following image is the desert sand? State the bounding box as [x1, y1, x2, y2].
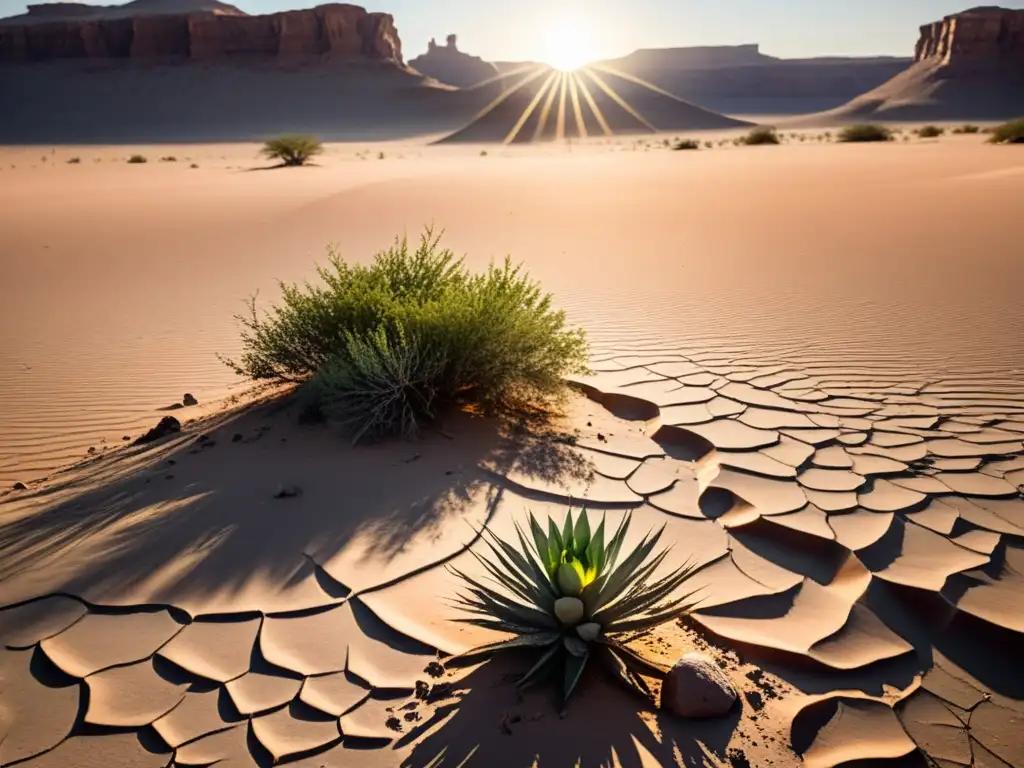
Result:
[1, 133, 1024, 767]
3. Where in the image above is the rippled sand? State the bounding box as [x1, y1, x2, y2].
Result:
[1, 135, 1023, 767]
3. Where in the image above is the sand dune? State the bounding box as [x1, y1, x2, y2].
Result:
[437, 64, 748, 144]
[1, 136, 1024, 766]
[804, 58, 1024, 124]
[0, 62, 487, 144]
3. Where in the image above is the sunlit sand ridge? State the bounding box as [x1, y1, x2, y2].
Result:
[1, 135, 1023, 767]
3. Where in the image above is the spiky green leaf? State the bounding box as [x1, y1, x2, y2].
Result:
[512, 522, 560, 600]
[603, 594, 701, 634]
[603, 512, 633, 572]
[527, 511, 554, 575]
[561, 509, 574, 558]
[600, 638, 667, 679]
[517, 642, 563, 691]
[590, 527, 666, 614]
[484, 527, 558, 600]
[587, 515, 606, 573]
[547, 518, 563, 569]
[596, 561, 701, 627]
[563, 651, 589, 702]
[574, 509, 591, 559]
[599, 644, 654, 700]
[451, 631, 561, 667]
[564, 635, 588, 658]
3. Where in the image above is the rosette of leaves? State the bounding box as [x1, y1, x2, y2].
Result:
[448, 507, 700, 704]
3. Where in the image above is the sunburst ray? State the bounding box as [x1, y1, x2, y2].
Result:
[579, 67, 657, 132]
[567, 71, 589, 139]
[571, 70, 613, 137]
[533, 70, 562, 141]
[505, 69, 560, 144]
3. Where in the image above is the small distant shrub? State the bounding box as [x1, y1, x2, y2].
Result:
[224, 228, 590, 443]
[190, 163, 199, 169]
[480, 150, 488, 156]
[160, 156, 178, 162]
[916, 125, 944, 138]
[988, 119, 1024, 144]
[838, 124, 893, 143]
[672, 139, 700, 151]
[378, 151, 386, 160]
[261, 134, 323, 167]
[704, 141, 713, 149]
[952, 124, 981, 134]
[67, 157, 81, 164]
[741, 127, 780, 146]
[127, 155, 147, 164]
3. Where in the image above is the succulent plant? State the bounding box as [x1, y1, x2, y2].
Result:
[447, 507, 700, 704]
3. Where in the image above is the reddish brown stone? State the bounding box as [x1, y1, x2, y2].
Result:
[915, 6, 1024, 72]
[0, 3, 402, 64]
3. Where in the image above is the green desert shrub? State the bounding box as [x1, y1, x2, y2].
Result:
[127, 154, 147, 164]
[225, 229, 589, 442]
[952, 124, 981, 134]
[837, 124, 893, 143]
[916, 125, 945, 138]
[261, 134, 323, 166]
[988, 119, 1024, 144]
[672, 139, 700, 151]
[449, 507, 700, 706]
[741, 127, 780, 146]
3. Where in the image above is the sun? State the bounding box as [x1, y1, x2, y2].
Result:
[540, 14, 598, 72]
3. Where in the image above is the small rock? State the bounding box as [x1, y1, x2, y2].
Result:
[232, 433, 243, 443]
[134, 416, 182, 445]
[274, 483, 302, 499]
[165, 474, 175, 480]
[11, 481, 27, 491]
[597, 432, 607, 442]
[87, 446, 97, 454]
[196, 434, 216, 448]
[660, 652, 737, 718]
[122, 435, 131, 441]
[182, 393, 198, 407]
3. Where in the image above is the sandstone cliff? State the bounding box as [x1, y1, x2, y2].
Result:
[915, 6, 1024, 71]
[808, 6, 1024, 122]
[407, 34, 499, 88]
[0, 3, 403, 63]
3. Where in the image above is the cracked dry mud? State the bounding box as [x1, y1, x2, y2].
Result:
[1, 347, 1023, 768]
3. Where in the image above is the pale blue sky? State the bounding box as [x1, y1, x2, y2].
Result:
[6, 0, 1023, 62]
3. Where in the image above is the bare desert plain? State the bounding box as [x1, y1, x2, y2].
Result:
[2, 130, 1024, 768]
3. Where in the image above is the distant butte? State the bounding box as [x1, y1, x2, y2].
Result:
[408, 33, 499, 88]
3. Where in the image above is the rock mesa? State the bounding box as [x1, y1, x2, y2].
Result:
[914, 6, 1024, 72]
[0, 3, 403, 64]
